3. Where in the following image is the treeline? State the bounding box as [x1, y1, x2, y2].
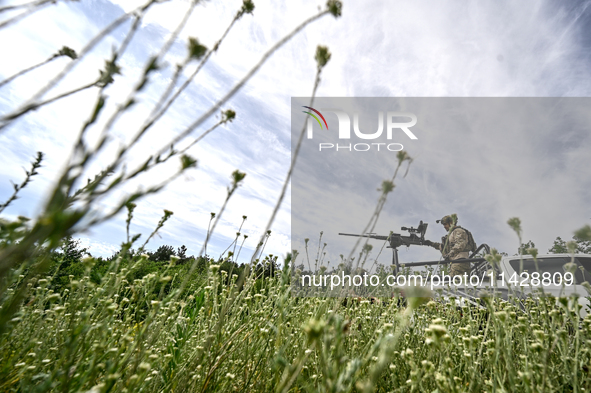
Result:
[43, 237, 280, 295]
[517, 234, 591, 256]
[27, 231, 591, 296]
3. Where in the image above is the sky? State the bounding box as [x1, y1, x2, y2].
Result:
[291, 97, 591, 272]
[1, 0, 590, 265]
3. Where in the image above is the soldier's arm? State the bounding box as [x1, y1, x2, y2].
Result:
[425, 240, 442, 250]
[448, 228, 468, 258]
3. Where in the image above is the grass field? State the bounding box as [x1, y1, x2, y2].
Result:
[2, 1, 591, 391]
[1, 248, 590, 392]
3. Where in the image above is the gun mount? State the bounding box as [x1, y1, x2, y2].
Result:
[339, 221, 429, 275]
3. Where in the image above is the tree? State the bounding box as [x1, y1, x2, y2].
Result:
[548, 236, 568, 254]
[177, 245, 188, 260]
[549, 235, 591, 254]
[516, 240, 536, 256]
[176, 245, 194, 264]
[573, 232, 591, 253]
[50, 236, 91, 290]
[149, 245, 176, 262]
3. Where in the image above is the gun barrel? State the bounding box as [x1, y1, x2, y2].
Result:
[338, 233, 389, 240]
[401, 258, 486, 267]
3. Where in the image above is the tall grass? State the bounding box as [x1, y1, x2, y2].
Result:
[2, 1, 591, 392]
[1, 245, 590, 392]
[0, 0, 342, 332]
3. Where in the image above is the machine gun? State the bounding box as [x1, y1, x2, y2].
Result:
[339, 221, 429, 275]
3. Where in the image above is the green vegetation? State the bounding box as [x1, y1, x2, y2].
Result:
[549, 236, 591, 255]
[2, 0, 591, 391]
[1, 237, 591, 392]
[0, 211, 590, 392]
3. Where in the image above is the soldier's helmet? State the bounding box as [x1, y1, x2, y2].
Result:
[437, 215, 455, 225]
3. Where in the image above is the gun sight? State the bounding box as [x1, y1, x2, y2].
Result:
[339, 220, 430, 276]
[401, 220, 428, 237]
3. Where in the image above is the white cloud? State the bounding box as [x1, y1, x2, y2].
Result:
[78, 236, 120, 257]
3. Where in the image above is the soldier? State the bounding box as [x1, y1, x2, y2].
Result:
[426, 215, 472, 277]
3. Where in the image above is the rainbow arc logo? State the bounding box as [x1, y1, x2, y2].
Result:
[302, 106, 328, 130]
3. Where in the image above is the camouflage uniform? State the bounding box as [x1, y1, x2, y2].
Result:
[430, 216, 471, 277]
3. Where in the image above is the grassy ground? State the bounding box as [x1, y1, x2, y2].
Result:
[1, 251, 590, 392]
[3, 1, 591, 391]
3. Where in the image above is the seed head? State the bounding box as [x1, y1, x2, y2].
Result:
[304, 318, 326, 343]
[574, 225, 591, 241]
[240, 0, 255, 15]
[507, 217, 522, 238]
[315, 45, 331, 69]
[187, 37, 207, 61]
[326, 0, 342, 17]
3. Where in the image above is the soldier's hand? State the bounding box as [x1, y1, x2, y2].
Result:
[429, 241, 441, 250]
[424, 240, 433, 247]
